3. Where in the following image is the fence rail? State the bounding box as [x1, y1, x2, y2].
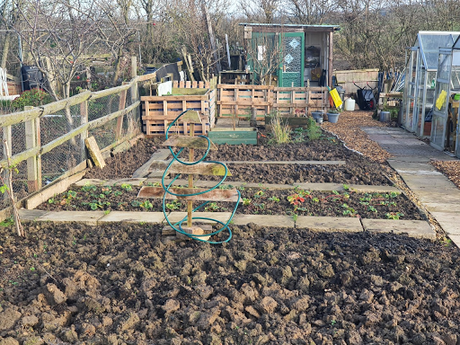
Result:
[0, 73, 155, 216]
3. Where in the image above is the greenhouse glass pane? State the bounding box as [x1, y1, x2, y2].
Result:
[420, 34, 457, 70]
[437, 53, 452, 80]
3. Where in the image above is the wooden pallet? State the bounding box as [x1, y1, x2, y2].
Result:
[141, 88, 216, 135]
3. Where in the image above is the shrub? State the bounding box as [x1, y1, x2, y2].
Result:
[11, 89, 53, 110]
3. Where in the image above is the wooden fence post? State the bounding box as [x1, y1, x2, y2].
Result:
[2, 125, 12, 202]
[79, 89, 89, 162]
[130, 58, 139, 135]
[116, 82, 128, 139]
[24, 106, 41, 192]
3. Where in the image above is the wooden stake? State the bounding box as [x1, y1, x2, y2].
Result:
[187, 123, 195, 227]
[2, 140, 24, 237]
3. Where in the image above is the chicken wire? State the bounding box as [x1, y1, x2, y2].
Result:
[0, 84, 141, 212]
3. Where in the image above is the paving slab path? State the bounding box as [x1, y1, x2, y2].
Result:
[362, 126, 460, 246]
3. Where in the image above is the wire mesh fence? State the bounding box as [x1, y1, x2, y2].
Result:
[0, 78, 148, 214]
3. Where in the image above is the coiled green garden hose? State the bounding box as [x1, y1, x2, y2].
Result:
[161, 110, 240, 244]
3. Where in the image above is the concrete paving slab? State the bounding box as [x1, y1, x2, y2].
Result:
[38, 211, 106, 226]
[425, 203, 459, 213]
[446, 234, 460, 249]
[429, 212, 460, 235]
[99, 211, 165, 224]
[106, 178, 147, 186]
[296, 216, 362, 232]
[388, 161, 440, 172]
[396, 139, 430, 146]
[74, 179, 107, 186]
[369, 139, 396, 145]
[417, 192, 460, 204]
[350, 185, 399, 193]
[167, 212, 233, 225]
[398, 175, 454, 190]
[362, 219, 436, 239]
[232, 214, 294, 227]
[388, 157, 434, 163]
[19, 209, 50, 221]
[145, 179, 399, 193]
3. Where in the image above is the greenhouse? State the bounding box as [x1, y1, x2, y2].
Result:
[402, 31, 460, 138]
[430, 36, 460, 155]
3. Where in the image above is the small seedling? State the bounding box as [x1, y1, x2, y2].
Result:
[242, 198, 252, 206]
[268, 196, 280, 202]
[165, 200, 181, 210]
[121, 183, 133, 192]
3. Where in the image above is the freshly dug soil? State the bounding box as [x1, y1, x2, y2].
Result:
[36, 186, 424, 220]
[84, 131, 392, 186]
[1, 222, 459, 344]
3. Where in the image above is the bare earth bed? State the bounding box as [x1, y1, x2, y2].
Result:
[1, 112, 460, 344]
[1, 223, 459, 344]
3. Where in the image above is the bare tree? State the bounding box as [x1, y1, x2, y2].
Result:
[14, 0, 102, 99]
[286, 0, 334, 24]
[238, 0, 282, 23]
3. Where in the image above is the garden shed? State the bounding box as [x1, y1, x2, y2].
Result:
[239, 23, 340, 88]
[402, 31, 460, 138]
[430, 36, 460, 154]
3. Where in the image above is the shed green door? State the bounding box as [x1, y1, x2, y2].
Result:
[279, 33, 305, 87]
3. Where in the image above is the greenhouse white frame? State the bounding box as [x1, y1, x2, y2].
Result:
[431, 36, 460, 155]
[402, 31, 460, 139]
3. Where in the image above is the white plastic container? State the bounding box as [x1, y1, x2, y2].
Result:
[344, 98, 355, 111]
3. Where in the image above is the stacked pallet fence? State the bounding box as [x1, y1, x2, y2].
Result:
[141, 88, 216, 136]
[218, 84, 273, 121]
[217, 84, 329, 119]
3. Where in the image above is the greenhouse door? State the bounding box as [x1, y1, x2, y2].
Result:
[403, 48, 418, 131]
[431, 49, 452, 151]
[279, 33, 304, 87]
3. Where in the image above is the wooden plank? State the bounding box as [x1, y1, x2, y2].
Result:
[141, 95, 207, 101]
[138, 186, 239, 202]
[41, 91, 91, 114]
[91, 84, 131, 100]
[222, 160, 345, 165]
[85, 136, 106, 169]
[0, 107, 43, 128]
[162, 135, 217, 150]
[149, 161, 230, 176]
[180, 110, 202, 123]
[25, 170, 86, 210]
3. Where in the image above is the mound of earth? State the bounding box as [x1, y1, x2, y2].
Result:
[0, 222, 459, 344]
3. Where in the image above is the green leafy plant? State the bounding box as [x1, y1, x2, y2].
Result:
[204, 202, 220, 211]
[242, 198, 252, 206]
[121, 183, 133, 192]
[82, 184, 97, 192]
[306, 117, 322, 141]
[368, 205, 377, 212]
[140, 200, 153, 210]
[165, 200, 181, 211]
[386, 212, 404, 220]
[268, 196, 280, 202]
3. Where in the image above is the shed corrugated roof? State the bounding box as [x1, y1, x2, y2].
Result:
[239, 23, 340, 32]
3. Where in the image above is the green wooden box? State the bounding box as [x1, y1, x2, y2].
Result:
[208, 128, 258, 145]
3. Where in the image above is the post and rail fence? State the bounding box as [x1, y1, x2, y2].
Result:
[0, 72, 157, 218]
